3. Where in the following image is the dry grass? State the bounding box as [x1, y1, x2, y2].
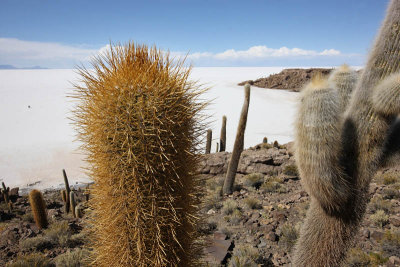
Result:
[381, 173, 399, 185]
[260, 176, 286, 193]
[228, 244, 259, 267]
[6, 253, 52, 267]
[279, 223, 299, 251]
[243, 173, 264, 188]
[222, 199, 239, 215]
[283, 164, 298, 176]
[54, 248, 92, 267]
[370, 210, 389, 228]
[244, 198, 262, 210]
[370, 196, 392, 213]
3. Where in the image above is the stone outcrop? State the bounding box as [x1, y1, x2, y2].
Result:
[239, 68, 333, 92]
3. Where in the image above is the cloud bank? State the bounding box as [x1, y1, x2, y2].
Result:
[0, 38, 362, 68]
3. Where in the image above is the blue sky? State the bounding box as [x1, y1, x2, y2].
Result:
[0, 0, 390, 68]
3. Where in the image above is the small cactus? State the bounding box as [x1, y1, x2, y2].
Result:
[220, 115, 227, 152]
[8, 201, 12, 212]
[28, 189, 48, 229]
[263, 137, 268, 144]
[206, 129, 212, 154]
[273, 140, 279, 148]
[1, 182, 10, 204]
[75, 205, 83, 218]
[61, 190, 66, 203]
[70, 191, 76, 218]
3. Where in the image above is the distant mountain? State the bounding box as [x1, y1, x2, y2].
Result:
[0, 65, 17, 69]
[0, 64, 48, 69]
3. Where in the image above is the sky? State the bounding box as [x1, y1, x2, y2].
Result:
[0, 0, 390, 68]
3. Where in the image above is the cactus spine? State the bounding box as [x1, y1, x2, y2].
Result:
[62, 169, 71, 214]
[205, 129, 212, 154]
[293, 1, 400, 266]
[73, 42, 206, 267]
[220, 115, 227, 152]
[223, 84, 250, 195]
[70, 191, 76, 218]
[28, 189, 48, 229]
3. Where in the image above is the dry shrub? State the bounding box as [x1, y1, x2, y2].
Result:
[279, 223, 299, 251]
[370, 210, 389, 228]
[222, 199, 239, 215]
[54, 248, 92, 267]
[243, 173, 264, 188]
[6, 253, 53, 267]
[228, 244, 259, 267]
[244, 198, 262, 210]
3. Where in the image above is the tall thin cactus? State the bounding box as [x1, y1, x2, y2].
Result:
[205, 129, 212, 154]
[223, 84, 250, 195]
[70, 191, 76, 218]
[63, 169, 71, 214]
[219, 115, 227, 152]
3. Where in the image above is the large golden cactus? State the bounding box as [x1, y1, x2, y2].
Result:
[72, 43, 206, 267]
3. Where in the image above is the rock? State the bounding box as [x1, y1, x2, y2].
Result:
[362, 229, 370, 238]
[258, 238, 267, 248]
[369, 183, 379, 194]
[389, 256, 400, 265]
[370, 230, 384, 241]
[238, 68, 334, 91]
[47, 209, 59, 218]
[213, 232, 227, 240]
[204, 238, 234, 265]
[9, 188, 19, 201]
[390, 217, 400, 227]
[266, 232, 278, 242]
[207, 209, 216, 215]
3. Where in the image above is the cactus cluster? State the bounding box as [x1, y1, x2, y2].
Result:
[72, 42, 206, 266]
[293, 1, 400, 266]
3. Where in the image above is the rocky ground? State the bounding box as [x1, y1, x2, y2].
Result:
[198, 141, 400, 267]
[1, 141, 400, 266]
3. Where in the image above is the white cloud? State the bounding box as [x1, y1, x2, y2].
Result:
[0, 38, 108, 68]
[205, 46, 341, 60]
[0, 38, 101, 60]
[0, 38, 348, 68]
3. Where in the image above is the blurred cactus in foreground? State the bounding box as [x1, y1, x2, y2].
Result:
[72, 42, 207, 266]
[293, 1, 400, 266]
